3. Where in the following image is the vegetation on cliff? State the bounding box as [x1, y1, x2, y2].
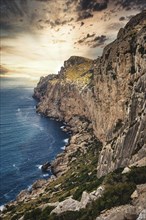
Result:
[1, 11, 146, 220]
[3, 166, 146, 220]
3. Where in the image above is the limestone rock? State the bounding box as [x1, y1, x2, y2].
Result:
[33, 10, 146, 178]
[96, 184, 146, 220]
[32, 179, 47, 190]
[51, 197, 80, 214]
[96, 205, 138, 220]
[1, 11, 146, 220]
[137, 209, 146, 220]
[132, 184, 146, 210]
[131, 190, 138, 200]
[16, 190, 30, 202]
[122, 167, 131, 174]
[80, 191, 94, 208]
[90, 185, 104, 198]
[79, 186, 105, 209]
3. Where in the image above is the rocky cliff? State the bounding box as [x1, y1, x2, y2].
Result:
[34, 11, 146, 177]
[1, 11, 146, 220]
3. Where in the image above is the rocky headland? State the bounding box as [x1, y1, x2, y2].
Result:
[34, 10, 146, 177]
[1, 11, 146, 220]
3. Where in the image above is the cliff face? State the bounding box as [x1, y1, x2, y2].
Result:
[34, 11, 146, 177]
[1, 11, 146, 220]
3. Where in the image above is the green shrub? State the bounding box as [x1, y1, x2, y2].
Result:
[11, 213, 22, 220]
[39, 206, 55, 220]
[23, 208, 41, 220]
[73, 186, 86, 200]
[126, 166, 146, 184]
[102, 182, 136, 208]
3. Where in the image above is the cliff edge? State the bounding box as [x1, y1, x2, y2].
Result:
[1, 10, 146, 220]
[34, 10, 146, 177]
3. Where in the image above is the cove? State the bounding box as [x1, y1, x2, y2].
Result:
[0, 82, 69, 206]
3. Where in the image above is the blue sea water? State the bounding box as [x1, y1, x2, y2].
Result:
[0, 78, 69, 206]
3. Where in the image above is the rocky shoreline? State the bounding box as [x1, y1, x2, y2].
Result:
[1, 11, 146, 220]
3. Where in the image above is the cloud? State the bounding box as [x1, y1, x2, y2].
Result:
[107, 22, 124, 31]
[0, 65, 10, 75]
[76, 34, 108, 48]
[0, 0, 41, 36]
[1, 0, 145, 80]
[0, 20, 19, 37]
[115, 0, 146, 10]
[35, 0, 51, 1]
[77, 0, 108, 11]
[91, 35, 108, 47]
[119, 16, 126, 21]
[0, 45, 17, 55]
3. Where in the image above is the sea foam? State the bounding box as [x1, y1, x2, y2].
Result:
[36, 165, 42, 170]
[63, 138, 69, 144]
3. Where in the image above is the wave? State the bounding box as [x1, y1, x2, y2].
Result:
[42, 174, 49, 177]
[0, 86, 70, 205]
[27, 185, 32, 192]
[32, 123, 44, 131]
[13, 164, 20, 171]
[3, 184, 19, 200]
[61, 146, 66, 150]
[20, 96, 32, 100]
[63, 138, 69, 144]
[36, 165, 42, 170]
[0, 205, 5, 212]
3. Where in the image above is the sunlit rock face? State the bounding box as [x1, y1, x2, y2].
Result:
[96, 12, 146, 176]
[34, 11, 146, 177]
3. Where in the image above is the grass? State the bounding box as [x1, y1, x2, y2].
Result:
[48, 166, 146, 220]
[3, 164, 146, 220]
[3, 125, 146, 220]
[65, 61, 93, 86]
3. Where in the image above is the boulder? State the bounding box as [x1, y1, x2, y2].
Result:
[90, 186, 104, 198]
[41, 162, 51, 172]
[51, 197, 80, 214]
[122, 167, 131, 174]
[80, 191, 93, 208]
[32, 179, 47, 190]
[137, 209, 146, 220]
[16, 190, 30, 202]
[96, 205, 137, 220]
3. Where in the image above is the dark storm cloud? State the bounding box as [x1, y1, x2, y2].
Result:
[35, 0, 51, 1]
[0, 20, 30, 39]
[78, 0, 108, 11]
[93, 35, 107, 43]
[0, 0, 24, 17]
[0, 0, 43, 39]
[92, 35, 108, 47]
[0, 0, 60, 37]
[0, 0, 29, 38]
[0, 21, 14, 32]
[76, 0, 109, 20]
[0, 21, 17, 38]
[76, 34, 108, 48]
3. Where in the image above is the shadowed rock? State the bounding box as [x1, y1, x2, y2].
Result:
[41, 162, 51, 172]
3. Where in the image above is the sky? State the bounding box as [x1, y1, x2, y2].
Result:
[0, 0, 146, 84]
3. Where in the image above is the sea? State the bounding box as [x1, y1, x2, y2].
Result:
[0, 78, 69, 206]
